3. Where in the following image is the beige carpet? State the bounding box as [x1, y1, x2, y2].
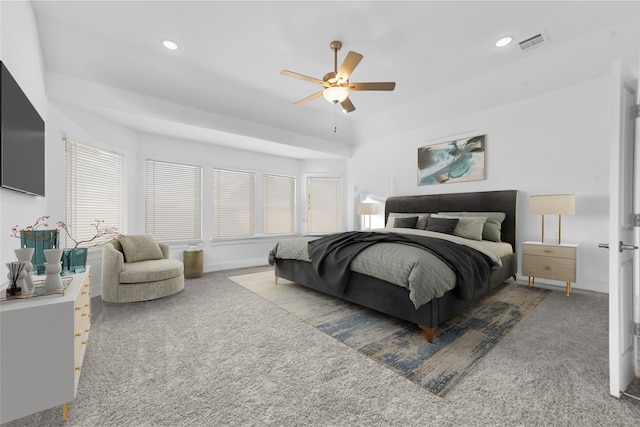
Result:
[229, 270, 550, 397]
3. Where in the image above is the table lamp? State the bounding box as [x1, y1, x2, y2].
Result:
[357, 202, 377, 230]
[529, 194, 575, 244]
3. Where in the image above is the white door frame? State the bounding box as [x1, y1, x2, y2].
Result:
[608, 59, 638, 398]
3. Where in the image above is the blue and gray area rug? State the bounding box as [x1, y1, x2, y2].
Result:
[229, 270, 549, 397]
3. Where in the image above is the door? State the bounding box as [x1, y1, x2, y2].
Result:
[608, 59, 638, 398]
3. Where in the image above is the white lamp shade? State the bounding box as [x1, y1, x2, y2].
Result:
[529, 194, 575, 215]
[323, 86, 349, 104]
[357, 202, 377, 215]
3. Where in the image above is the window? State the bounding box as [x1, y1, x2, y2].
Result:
[146, 160, 202, 242]
[263, 174, 295, 234]
[307, 177, 341, 233]
[65, 140, 126, 249]
[212, 168, 255, 238]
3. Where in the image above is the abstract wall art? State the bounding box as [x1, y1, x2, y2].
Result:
[417, 135, 486, 186]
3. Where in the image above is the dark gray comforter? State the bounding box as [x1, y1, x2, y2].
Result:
[307, 231, 495, 301]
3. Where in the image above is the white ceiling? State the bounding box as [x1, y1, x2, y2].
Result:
[30, 1, 640, 159]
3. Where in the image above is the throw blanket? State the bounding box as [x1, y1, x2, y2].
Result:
[307, 231, 494, 301]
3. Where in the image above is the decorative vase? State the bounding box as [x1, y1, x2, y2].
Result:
[20, 229, 59, 275]
[14, 248, 35, 295]
[43, 248, 63, 292]
[61, 248, 88, 275]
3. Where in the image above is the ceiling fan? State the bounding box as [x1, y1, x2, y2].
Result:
[281, 40, 396, 113]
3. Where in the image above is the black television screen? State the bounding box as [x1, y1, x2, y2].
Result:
[1, 60, 45, 196]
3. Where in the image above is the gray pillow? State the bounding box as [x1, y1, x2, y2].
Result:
[438, 211, 506, 242]
[426, 217, 459, 235]
[393, 216, 419, 229]
[386, 212, 431, 230]
[432, 214, 486, 241]
[119, 234, 164, 263]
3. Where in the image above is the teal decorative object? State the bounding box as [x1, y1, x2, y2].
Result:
[20, 230, 59, 275]
[61, 248, 88, 275]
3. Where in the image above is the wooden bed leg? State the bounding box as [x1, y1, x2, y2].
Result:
[418, 325, 436, 343]
[512, 274, 517, 282]
[274, 276, 279, 285]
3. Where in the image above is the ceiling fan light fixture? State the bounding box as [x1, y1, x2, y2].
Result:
[323, 86, 349, 104]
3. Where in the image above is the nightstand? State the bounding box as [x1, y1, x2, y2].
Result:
[522, 241, 577, 296]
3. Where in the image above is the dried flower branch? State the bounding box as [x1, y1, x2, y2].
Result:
[57, 219, 121, 249]
[10, 216, 51, 238]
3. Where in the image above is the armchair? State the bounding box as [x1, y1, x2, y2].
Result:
[101, 234, 184, 303]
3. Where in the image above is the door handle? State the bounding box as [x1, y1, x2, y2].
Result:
[598, 242, 639, 252]
[619, 241, 638, 252]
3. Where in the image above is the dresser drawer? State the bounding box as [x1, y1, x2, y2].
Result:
[522, 254, 576, 282]
[523, 244, 576, 259]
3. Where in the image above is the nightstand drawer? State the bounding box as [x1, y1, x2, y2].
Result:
[522, 254, 576, 281]
[523, 244, 576, 259]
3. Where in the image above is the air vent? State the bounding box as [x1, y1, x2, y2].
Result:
[518, 33, 546, 51]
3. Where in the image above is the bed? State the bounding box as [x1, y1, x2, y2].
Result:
[268, 190, 518, 342]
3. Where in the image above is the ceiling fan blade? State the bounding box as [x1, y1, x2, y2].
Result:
[294, 91, 323, 106]
[281, 70, 325, 86]
[349, 82, 396, 91]
[336, 51, 363, 81]
[340, 97, 356, 113]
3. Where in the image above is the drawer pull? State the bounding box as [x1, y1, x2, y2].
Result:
[81, 291, 88, 295]
[544, 265, 551, 270]
[544, 249, 552, 253]
[88, 292, 93, 295]
[84, 284, 90, 288]
[75, 307, 82, 311]
[75, 366, 81, 371]
[84, 329, 90, 333]
[81, 314, 87, 317]
[81, 341, 87, 345]
[84, 304, 89, 307]
[75, 332, 82, 337]
[88, 314, 93, 318]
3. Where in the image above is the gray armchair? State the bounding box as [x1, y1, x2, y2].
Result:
[101, 234, 184, 303]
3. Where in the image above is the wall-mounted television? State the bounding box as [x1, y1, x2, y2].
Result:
[1, 60, 45, 196]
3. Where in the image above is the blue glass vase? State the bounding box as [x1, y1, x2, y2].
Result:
[20, 230, 59, 275]
[61, 248, 88, 275]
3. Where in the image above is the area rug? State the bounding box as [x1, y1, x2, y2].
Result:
[229, 270, 550, 397]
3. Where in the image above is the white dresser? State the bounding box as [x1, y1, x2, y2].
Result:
[1, 268, 91, 423]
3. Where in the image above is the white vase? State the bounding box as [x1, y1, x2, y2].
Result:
[43, 248, 63, 292]
[14, 248, 35, 295]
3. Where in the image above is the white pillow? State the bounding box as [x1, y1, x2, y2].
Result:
[431, 214, 487, 241]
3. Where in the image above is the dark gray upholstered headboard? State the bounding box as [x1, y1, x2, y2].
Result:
[385, 190, 518, 248]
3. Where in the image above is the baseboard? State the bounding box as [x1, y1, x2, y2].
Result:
[204, 258, 270, 273]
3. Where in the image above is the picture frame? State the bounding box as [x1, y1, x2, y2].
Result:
[417, 135, 486, 186]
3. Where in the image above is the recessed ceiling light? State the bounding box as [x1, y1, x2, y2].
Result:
[495, 36, 513, 48]
[162, 40, 178, 50]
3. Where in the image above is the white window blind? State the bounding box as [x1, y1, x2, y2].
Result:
[212, 168, 255, 238]
[307, 177, 341, 233]
[146, 160, 202, 242]
[263, 174, 295, 234]
[65, 140, 126, 249]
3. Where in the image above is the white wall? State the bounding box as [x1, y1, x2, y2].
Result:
[347, 76, 612, 293]
[0, 1, 624, 296]
[0, 1, 49, 275]
[0, 1, 346, 295]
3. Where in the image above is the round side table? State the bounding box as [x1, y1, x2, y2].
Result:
[183, 250, 203, 278]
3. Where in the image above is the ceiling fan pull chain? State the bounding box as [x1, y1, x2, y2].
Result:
[334, 104, 337, 133]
